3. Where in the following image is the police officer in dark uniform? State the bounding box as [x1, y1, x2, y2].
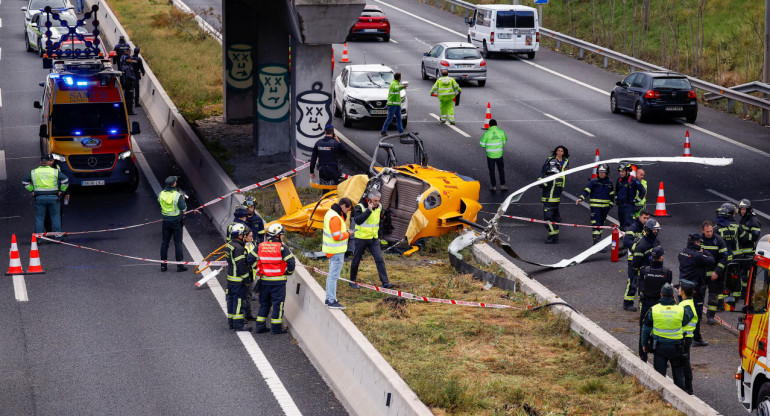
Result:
[576, 163, 615, 250]
[624, 219, 661, 311]
[242, 196, 266, 243]
[539, 159, 564, 244]
[615, 162, 646, 231]
[738, 199, 761, 299]
[641, 283, 691, 390]
[113, 36, 131, 66]
[716, 203, 741, 309]
[226, 206, 250, 242]
[622, 210, 651, 255]
[638, 246, 672, 362]
[701, 220, 731, 325]
[310, 124, 347, 184]
[225, 223, 254, 331]
[120, 55, 137, 115]
[127, 47, 145, 108]
[252, 224, 295, 334]
[678, 233, 715, 347]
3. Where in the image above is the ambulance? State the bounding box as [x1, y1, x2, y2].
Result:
[734, 234, 770, 413]
[34, 58, 141, 191]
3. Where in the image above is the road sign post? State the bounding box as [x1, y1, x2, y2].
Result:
[534, 0, 547, 26]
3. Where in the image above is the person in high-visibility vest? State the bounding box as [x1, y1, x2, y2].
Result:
[640, 283, 692, 390]
[430, 69, 461, 125]
[678, 281, 699, 395]
[381, 72, 406, 136]
[323, 197, 355, 309]
[479, 119, 508, 192]
[349, 191, 393, 289]
[576, 163, 614, 248]
[22, 154, 69, 236]
[157, 176, 188, 272]
[538, 159, 563, 244]
[251, 223, 295, 335]
[633, 168, 648, 219]
[225, 223, 255, 331]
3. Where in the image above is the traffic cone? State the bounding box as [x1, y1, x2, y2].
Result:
[6, 234, 24, 275]
[683, 130, 692, 156]
[630, 164, 638, 178]
[27, 235, 45, 274]
[653, 182, 670, 216]
[591, 149, 600, 179]
[482, 102, 492, 129]
[340, 43, 349, 63]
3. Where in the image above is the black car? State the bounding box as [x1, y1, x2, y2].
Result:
[610, 71, 698, 123]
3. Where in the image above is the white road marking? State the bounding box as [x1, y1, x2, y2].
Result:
[429, 113, 471, 137]
[131, 137, 302, 415]
[375, 0, 465, 37]
[562, 191, 621, 226]
[706, 189, 770, 222]
[517, 59, 611, 96]
[413, 37, 432, 48]
[13, 275, 29, 302]
[543, 113, 595, 137]
[389, 38, 398, 44]
[0, 150, 7, 180]
[0, 19, 3, 28]
[681, 122, 770, 159]
[0, 88, 2, 107]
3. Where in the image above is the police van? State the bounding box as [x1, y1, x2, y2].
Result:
[34, 58, 141, 191]
[465, 4, 540, 59]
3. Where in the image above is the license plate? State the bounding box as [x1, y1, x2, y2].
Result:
[362, 29, 378, 33]
[666, 106, 683, 111]
[81, 180, 105, 186]
[457, 64, 473, 68]
[370, 109, 388, 115]
[498, 33, 512, 39]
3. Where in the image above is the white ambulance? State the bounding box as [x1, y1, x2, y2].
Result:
[465, 4, 539, 59]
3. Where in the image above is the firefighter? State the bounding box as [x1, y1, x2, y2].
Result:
[679, 281, 699, 395]
[615, 162, 645, 231]
[310, 124, 346, 184]
[678, 233, 715, 347]
[633, 168, 648, 219]
[638, 246, 672, 362]
[540, 145, 569, 174]
[622, 210, 651, 256]
[539, 159, 563, 244]
[575, 163, 614, 249]
[120, 55, 137, 115]
[716, 203, 741, 309]
[349, 191, 394, 289]
[252, 224, 295, 334]
[479, 119, 508, 192]
[226, 207, 250, 243]
[112, 35, 131, 66]
[225, 223, 254, 331]
[23, 155, 69, 237]
[641, 283, 690, 391]
[701, 220, 731, 325]
[738, 199, 762, 299]
[625, 219, 662, 311]
[430, 69, 461, 125]
[158, 176, 187, 272]
[242, 196, 266, 243]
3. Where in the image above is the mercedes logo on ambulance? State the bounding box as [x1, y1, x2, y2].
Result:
[87, 157, 98, 168]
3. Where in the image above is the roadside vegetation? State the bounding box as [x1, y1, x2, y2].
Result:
[251, 185, 681, 415]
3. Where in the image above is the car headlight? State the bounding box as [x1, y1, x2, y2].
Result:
[401, 96, 407, 103]
[118, 150, 132, 160]
[51, 152, 66, 162]
[348, 97, 367, 106]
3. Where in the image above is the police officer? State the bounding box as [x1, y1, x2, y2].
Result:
[22, 155, 69, 236]
[638, 247, 672, 362]
[349, 190, 394, 289]
[242, 196, 266, 243]
[625, 219, 662, 311]
[539, 159, 563, 244]
[252, 224, 295, 334]
[479, 119, 508, 192]
[126, 47, 145, 108]
[715, 203, 741, 309]
[226, 206, 250, 243]
[430, 69, 461, 125]
[678, 233, 714, 347]
[225, 223, 254, 331]
[576, 163, 615, 249]
[738, 199, 761, 298]
[623, 210, 651, 255]
[310, 124, 346, 184]
[113, 36, 131, 66]
[640, 283, 690, 390]
[615, 163, 645, 231]
[701, 220, 731, 325]
[679, 281, 699, 395]
[120, 55, 137, 115]
[158, 176, 187, 272]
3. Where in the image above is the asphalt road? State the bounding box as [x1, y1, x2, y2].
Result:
[0, 5, 344, 416]
[330, 0, 770, 414]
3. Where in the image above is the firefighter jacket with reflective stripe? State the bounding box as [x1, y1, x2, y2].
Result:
[715, 219, 741, 257]
[677, 243, 715, 288]
[430, 76, 461, 99]
[738, 214, 761, 256]
[227, 219, 250, 243]
[623, 218, 645, 249]
[158, 188, 186, 220]
[255, 241, 295, 282]
[628, 232, 660, 270]
[680, 298, 698, 337]
[640, 262, 672, 299]
[387, 80, 403, 106]
[322, 206, 349, 255]
[353, 203, 381, 240]
[579, 177, 614, 208]
[615, 175, 645, 205]
[226, 240, 253, 283]
[701, 233, 731, 275]
[23, 165, 69, 196]
[538, 174, 563, 205]
[479, 126, 507, 159]
[540, 156, 569, 186]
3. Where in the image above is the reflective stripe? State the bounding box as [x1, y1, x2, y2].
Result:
[323, 210, 348, 254]
[358, 223, 377, 228]
[652, 327, 680, 334]
[158, 190, 182, 217]
[355, 204, 380, 239]
[259, 256, 283, 261]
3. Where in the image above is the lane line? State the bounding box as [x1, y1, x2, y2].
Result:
[131, 137, 302, 415]
[374, 0, 465, 37]
[413, 37, 432, 48]
[0, 88, 2, 107]
[706, 189, 770, 222]
[389, 38, 398, 44]
[681, 122, 770, 159]
[0, 150, 7, 180]
[517, 58, 610, 96]
[0, 18, 3, 28]
[13, 275, 29, 302]
[543, 113, 595, 137]
[428, 113, 471, 137]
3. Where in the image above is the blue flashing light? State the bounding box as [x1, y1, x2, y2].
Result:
[63, 76, 74, 86]
[109, 129, 118, 134]
[74, 130, 82, 136]
[113, 103, 120, 108]
[76, 81, 88, 86]
[49, 74, 60, 79]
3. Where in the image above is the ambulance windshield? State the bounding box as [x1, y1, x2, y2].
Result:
[51, 103, 128, 136]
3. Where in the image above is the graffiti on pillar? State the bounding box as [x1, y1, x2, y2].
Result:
[226, 43, 253, 91]
[295, 82, 332, 149]
[257, 65, 290, 122]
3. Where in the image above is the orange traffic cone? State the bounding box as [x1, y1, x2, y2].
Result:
[591, 149, 600, 179]
[482, 102, 492, 129]
[683, 130, 692, 157]
[6, 234, 24, 275]
[27, 235, 45, 274]
[340, 43, 349, 63]
[654, 182, 669, 216]
[630, 164, 638, 178]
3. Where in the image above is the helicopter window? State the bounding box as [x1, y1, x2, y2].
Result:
[423, 191, 441, 210]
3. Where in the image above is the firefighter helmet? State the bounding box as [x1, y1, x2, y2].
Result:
[644, 218, 661, 233]
[716, 202, 737, 218]
[597, 163, 609, 173]
[234, 206, 249, 217]
[266, 223, 285, 238]
[243, 196, 256, 208]
[617, 162, 632, 172]
[229, 223, 247, 239]
[738, 199, 752, 213]
[546, 160, 561, 175]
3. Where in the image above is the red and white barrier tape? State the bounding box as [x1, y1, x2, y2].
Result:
[308, 266, 522, 310]
[37, 235, 227, 266]
[482, 211, 617, 230]
[702, 306, 738, 332]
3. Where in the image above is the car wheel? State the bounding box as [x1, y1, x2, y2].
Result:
[383, 35, 390, 42]
[527, 52, 536, 59]
[333, 95, 342, 118]
[635, 102, 647, 123]
[757, 383, 770, 416]
[685, 113, 697, 123]
[421, 64, 429, 80]
[123, 165, 140, 193]
[25, 33, 33, 52]
[478, 80, 486, 87]
[342, 104, 352, 128]
[482, 41, 492, 59]
[38, 40, 44, 57]
[610, 94, 621, 114]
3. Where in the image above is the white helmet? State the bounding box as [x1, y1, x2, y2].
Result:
[266, 223, 285, 238]
[229, 223, 247, 239]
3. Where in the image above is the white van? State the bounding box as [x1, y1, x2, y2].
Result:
[465, 5, 539, 59]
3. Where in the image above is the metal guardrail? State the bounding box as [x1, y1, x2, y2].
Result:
[704, 81, 770, 100]
[435, 0, 770, 114]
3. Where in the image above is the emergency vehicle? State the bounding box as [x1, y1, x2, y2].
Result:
[735, 234, 770, 413]
[34, 58, 140, 191]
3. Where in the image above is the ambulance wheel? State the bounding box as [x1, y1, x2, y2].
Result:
[758, 383, 770, 416]
[124, 166, 139, 192]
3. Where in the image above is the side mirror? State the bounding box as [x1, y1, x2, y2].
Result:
[131, 121, 141, 135]
[22, 7, 28, 11]
[39, 82, 45, 87]
[615, 81, 622, 86]
[464, 17, 473, 25]
[39, 124, 48, 137]
[34, 101, 42, 109]
[423, 52, 429, 56]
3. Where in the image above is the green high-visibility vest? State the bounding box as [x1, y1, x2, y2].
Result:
[479, 126, 507, 159]
[431, 76, 460, 98]
[322, 209, 348, 254]
[679, 298, 698, 337]
[158, 190, 182, 217]
[387, 80, 402, 106]
[651, 303, 684, 340]
[354, 203, 381, 240]
[29, 166, 61, 192]
[637, 179, 647, 206]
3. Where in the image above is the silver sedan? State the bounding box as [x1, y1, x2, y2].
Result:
[421, 42, 487, 87]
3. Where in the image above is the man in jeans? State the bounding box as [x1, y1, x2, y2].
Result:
[23, 155, 69, 237]
[323, 197, 354, 309]
[348, 191, 394, 289]
[381, 72, 406, 136]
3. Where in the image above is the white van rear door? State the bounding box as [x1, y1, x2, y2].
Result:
[496, 9, 537, 51]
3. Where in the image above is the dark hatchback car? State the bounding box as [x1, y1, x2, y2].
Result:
[610, 71, 698, 123]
